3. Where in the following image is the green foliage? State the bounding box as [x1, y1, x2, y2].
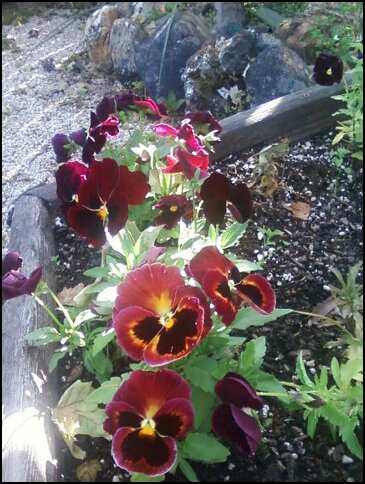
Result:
[293, 353, 363, 460]
[182, 433, 230, 463]
[161, 91, 185, 115]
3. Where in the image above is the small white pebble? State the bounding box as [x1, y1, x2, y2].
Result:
[228, 463, 236, 471]
[224, 476, 230, 482]
[257, 254, 264, 261]
[342, 455, 354, 465]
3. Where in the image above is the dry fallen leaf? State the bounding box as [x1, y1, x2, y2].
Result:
[57, 283, 85, 305]
[285, 201, 311, 220]
[76, 459, 102, 482]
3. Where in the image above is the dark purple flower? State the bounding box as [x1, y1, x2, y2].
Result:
[184, 111, 222, 134]
[212, 373, 263, 455]
[154, 195, 193, 229]
[2, 252, 42, 301]
[52, 129, 87, 164]
[82, 114, 120, 165]
[313, 53, 343, 86]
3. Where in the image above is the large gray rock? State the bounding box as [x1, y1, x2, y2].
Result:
[213, 2, 247, 37]
[245, 34, 312, 106]
[135, 10, 210, 99]
[110, 17, 147, 81]
[182, 31, 255, 111]
[84, 4, 129, 70]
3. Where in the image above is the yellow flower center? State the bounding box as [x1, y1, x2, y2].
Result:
[326, 67, 333, 76]
[97, 205, 109, 221]
[169, 205, 178, 213]
[72, 194, 79, 203]
[159, 311, 175, 329]
[140, 418, 156, 436]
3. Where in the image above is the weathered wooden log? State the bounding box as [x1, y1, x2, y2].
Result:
[2, 193, 58, 482]
[213, 71, 353, 161]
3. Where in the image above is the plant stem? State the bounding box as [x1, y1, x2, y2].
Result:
[32, 294, 64, 332]
[47, 285, 75, 328]
[293, 309, 355, 339]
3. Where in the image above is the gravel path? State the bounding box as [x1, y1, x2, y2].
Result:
[2, 4, 120, 254]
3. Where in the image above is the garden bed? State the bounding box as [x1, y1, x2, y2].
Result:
[52, 130, 362, 482]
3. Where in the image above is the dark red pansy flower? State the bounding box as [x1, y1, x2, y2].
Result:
[55, 160, 89, 203]
[313, 53, 343, 86]
[189, 246, 275, 326]
[184, 111, 222, 134]
[82, 113, 120, 165]
[154, 195, 193, 229]
[2, 251, 42, 301]
[200, 172, 253, 225]
[154, 121, 210, 179]
[212, 372, 263, 456]
[65, 158, 150, 248]
[52, 129, 87, 164]
[104, 369, 193, 476]
[113, 263, 212, 365]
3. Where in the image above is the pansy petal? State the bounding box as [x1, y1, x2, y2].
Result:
[153, 123, 178, 138]
[107, 190, 129, 236]
[143, 296, 204, 366]
[52, 133, 71, 163]
[235, 273, 276, 315]
[185, 111, 222, 134]
[212, 403, 261, 456]
[111, 369, 192, 415]
[112, 427, 177, 477]
[313, 53, 343, 86]
[66, 204, 106, 248]
[202, 270, 238, 326]
[88, 158, 120, 204]
[189, 246, 235, 286]
[173, 286, 212, 337]
[2, 251, 22, 276]
[2, 267, 42, 301]
[154, 195, 193, 229]
[117, 166, 150, 205]
[215, 373, 264, 410]
[69, 128, 87, 146]
[96, 96, 116, 122]
[55, 160, 89, 203]
[133, 98, 167, 119]
[228, 182, 253, 223]
[113, 306, 162, 362]
[104, 401, 143, 435]
[155, 398, 194, 440]
[114, 263, 184, 315]
[162, 155, 182, 175]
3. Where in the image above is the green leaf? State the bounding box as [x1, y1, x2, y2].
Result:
[178, 457, 199, 482]
[239, 337, 266, 374]
[85, 376, 122, 404]
[183, 433, 230, 463]
[25, 327, 61, 346]
[296, 352, 314, 387]
[231, 308, 292, 331]
[220, 223, 247, 249]
[191, 385, 216, 431]
[52, 380, 111, 459]
[185, 366, 216, 393]
[229, 256, 262, 272]
[321, 403, 348, 427]
[73, 309, 97, 327]
[208, 224, 218, 244]
[91, 328, 115, 356]
[340, 424, 363, 460]
[339, 359, 363, 389]
[134, 226, 163, 258]
[331, 357, 341, 388]
[307, 410, 319, 438]
[83, 266, 110, 278]
[49, 349, 67, 372]
[131, 474, 165, 482]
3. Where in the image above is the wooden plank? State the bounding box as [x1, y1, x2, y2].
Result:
[213, 71, 353, 161]
[2, 194, 58, 482]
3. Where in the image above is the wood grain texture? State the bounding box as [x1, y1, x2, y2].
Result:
[213, 71, 353, 161]
[2, 195, 58, 482]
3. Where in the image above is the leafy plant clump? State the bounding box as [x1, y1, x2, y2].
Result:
[3, 78, 362, 481]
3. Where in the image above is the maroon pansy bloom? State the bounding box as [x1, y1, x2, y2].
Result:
[65, 158, 150, 248]
[2, 251, 42, 301]
[212, 372, 263, 456]
[113, 263, 212, 366]
[95, 93, 168, 123]
[154, 195, 193, 229]
[313, 53, 343, 86]
[82, 113, 120, 165]
[104, 369, 194, 476]
[189, 246, 275, 326]
[184, 111, 222, 134]
[200, 172, 253, 225]
[55, 160, 89, 203]
[154, 121, 210, 179]
[52, 129, 87, 163]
